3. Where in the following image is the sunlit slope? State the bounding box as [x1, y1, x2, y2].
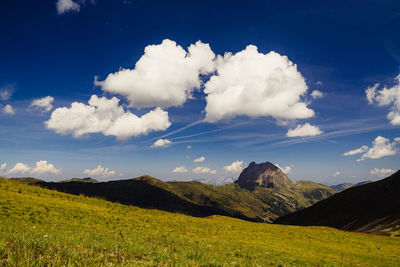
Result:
[1, 178, 399, 266]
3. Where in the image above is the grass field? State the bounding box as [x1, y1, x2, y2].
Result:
[1, 178, 399, 266]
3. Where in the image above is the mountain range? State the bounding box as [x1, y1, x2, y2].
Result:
[31, 161, 336, 222]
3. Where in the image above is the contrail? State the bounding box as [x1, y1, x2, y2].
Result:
[147, 119, 205, 142]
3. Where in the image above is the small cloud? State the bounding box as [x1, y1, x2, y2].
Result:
[31, 160, 61, 175]
[56, 0, 80, 14]
[172, 166, 188, 173]
[193, 156, 205, 163]
[287, 123, 322, 137]
[2, 104, 15, 115]
[311, 90, 325, 99]
[186, 145, 192, 149]
[0, 163, 6, 172]
[0, 85, 14, 101]
[224, 160, 244, 173]
[275, 163, 292, 174]
[316, 81, 323, 86]
[151, 138, 172, 148]
[30, 96, 54, 112]
[343, 145, 369, 156]
[192, 166, 216, 175]
[370, 168, 394, 177]
[365, 74, 400, 126]
[83, 165, 116, 178]
[332, 171, 341, 177]
[8, 163, 30, 174]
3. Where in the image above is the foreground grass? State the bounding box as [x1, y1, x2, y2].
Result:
[0, 178, 399, 266]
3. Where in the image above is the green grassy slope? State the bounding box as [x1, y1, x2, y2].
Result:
[1, 178, 399, 266]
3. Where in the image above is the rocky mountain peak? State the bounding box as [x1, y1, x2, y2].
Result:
[236, 161, 293, 188]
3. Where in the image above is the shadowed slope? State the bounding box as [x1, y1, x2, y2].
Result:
[276, 170, 400, 234]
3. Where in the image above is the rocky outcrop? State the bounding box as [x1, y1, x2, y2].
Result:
[236, 161, 293, 188]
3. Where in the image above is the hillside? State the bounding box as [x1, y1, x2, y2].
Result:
[1, 178, 399, 266]
[34, 162, 337, 222]
[276, 170, 400, 235]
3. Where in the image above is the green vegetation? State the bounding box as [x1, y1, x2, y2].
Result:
[1, 178, 399, 266]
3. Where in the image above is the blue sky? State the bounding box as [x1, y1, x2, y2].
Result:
[0, 0, 399, 184]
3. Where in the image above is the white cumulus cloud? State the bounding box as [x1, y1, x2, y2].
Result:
[46, 95, 170, 140]
[31, 160, 61, 175]
[370, 168, 394, 177]
[332, 171, 341, 177]
[193, 156, 205, 163]
[204, 45, 314, 123]
[83, 165, 116, 178]
[30, 96, 54, 112]
[8, 163, 30, 174]
[3, 104, 15, 115]
[286, 123, 322, 137]
[224, 160, 244, 173]
[311, 90, 324, 99]
[56, 0, 80, 14]
[343, 145, 369, 156]
[365, 74, 400, 126]
[192, 166, 216, 175]
[357, 136, 399, 161]
[172, 166, 188, 173]
[151, 138, 172, 148]
[96, 39, 215, 109]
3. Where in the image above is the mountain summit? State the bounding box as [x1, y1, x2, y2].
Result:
[236, 161, 293, 188]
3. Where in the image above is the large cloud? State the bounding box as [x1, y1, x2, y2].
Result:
[344, 136, 399, 161]
[286, 123, 322, 137]
[31, 160, 61, 175]
[366, 74, 400, 126]
[30, 96, 54, 112]
[83, 165, 116, 178]
[46, 95, 170, 140]
[203, 45, 314, 122]
[96, 39, 215, 109]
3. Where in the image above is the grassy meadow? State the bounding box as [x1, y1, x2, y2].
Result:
[0, 178, 399, 266]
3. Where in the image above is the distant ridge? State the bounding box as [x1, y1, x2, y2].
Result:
[330, 180, 371, 191]
[276, 170, 400, 234]
[59, 177, 99, 183]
